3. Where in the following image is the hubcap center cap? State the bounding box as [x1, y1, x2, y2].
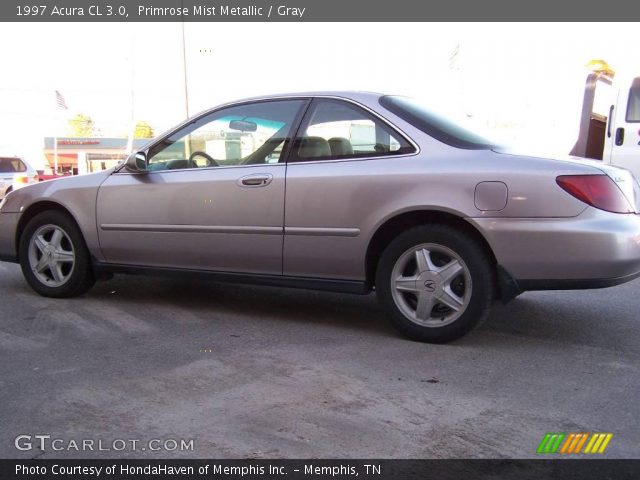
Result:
[417, 271, 443, 296]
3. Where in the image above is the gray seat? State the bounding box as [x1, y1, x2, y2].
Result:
[298, 136, 331, 159]
[328, 137, 354, 156]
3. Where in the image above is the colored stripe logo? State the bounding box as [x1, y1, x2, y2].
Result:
[537, 432, 613, 454]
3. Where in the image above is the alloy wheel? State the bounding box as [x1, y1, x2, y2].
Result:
[27, 224, 76, 287]
[390, 243, 472, 327]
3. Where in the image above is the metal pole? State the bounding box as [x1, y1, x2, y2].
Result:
[53, 136, 58, 174]
[126, 25, 136, 154]
[181, 20, 189, 119]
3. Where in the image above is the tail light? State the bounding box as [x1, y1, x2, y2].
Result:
[556, 174, 633, 214]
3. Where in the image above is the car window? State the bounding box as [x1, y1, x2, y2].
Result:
[147, 100, 306, 171]
[0, 157, 26, 173]
[380, 95, 497, 150]
[292, 99, 415, 162]
[626, 77, 640, 122]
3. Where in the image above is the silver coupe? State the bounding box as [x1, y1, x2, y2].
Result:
[2, 92, 640, 342]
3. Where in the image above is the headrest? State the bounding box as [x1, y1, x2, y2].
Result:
[298, 136, 331, 159]
[328, 137, 354, 156]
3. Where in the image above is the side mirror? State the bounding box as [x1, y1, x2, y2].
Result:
[125, 151, 148, 172]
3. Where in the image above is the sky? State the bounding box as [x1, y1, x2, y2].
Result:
[0, 22, 638, 169]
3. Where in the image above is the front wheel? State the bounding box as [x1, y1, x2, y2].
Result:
[376, 225, 494, 343]
[19, 211, 95, 298]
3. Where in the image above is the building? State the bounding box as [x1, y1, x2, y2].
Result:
[43, 137, 150, 175]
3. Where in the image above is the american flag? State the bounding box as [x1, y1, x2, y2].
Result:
[55, 90, 68, 110]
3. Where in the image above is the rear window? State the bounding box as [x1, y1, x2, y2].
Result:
[0, 157, 26, 173]
[379, 95, 497, 150]
[626, 77, 640, 122]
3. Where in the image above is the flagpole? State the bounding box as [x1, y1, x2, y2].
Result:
[53, 90, 68, 175]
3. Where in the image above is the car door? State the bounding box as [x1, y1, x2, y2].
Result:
[605, 76, 640, 175]
[283, 98, 417, 281]
[96, 99, 307, 275]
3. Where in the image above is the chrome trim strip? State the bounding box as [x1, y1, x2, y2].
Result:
[285, 227, 360, 237]
[100, 224, 282, 235]
[117, 162, 286, 175]
[101, 224, 360, 237]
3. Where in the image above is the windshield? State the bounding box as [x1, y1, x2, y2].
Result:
[379, 95, 497, 150]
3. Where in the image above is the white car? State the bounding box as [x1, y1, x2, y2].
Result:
[0, 156, 39, 199]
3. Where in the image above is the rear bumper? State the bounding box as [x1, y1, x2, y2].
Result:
[0, 212, 20, 263]
[472, 207, 640, 287]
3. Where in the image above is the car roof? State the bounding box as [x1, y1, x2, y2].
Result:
[222, 91, 386, 105]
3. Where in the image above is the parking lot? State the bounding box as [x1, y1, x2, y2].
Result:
[1, 260, 638, 459]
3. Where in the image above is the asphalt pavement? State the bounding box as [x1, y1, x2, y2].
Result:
[0, 261, 638, 459]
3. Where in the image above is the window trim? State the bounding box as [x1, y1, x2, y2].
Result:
[287, 98, 418, 164]
[625, 77, 640, 123]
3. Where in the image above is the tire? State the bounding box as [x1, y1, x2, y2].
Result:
[19, 210, 95, 298]
[376, 224, 494, 343]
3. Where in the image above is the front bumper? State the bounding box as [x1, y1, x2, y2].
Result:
[0, 212, 20, 263]
[472, 207, 640, 289]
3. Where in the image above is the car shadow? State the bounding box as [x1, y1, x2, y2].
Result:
[7, 265, 638, 349]
[87, 274, 398, 339]
[465, 286, 640, 352]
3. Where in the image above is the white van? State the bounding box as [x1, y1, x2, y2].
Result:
[572, 70, 640, 177]
[604, 76, 640, 174]
[0, 156, 39, 199]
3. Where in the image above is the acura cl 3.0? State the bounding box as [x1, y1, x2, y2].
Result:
[2, 92, 640, 343]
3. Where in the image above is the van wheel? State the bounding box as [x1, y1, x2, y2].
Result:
[19, 211, 95, 298]
[376, 225, 494, 343]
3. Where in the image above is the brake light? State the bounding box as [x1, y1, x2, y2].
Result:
[14, 175, 28, 184]
[556, 175, 633, 214]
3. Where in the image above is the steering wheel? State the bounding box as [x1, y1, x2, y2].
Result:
[189, 151, 219, 167]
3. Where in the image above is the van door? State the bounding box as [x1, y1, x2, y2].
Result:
[605, 76, 640, 176]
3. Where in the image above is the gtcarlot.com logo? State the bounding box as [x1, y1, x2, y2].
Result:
[15, 435, 194, 452]
[537, 432, 613, 455]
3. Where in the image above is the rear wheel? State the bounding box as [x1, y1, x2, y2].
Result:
[19, 211, 95, 298]
[376, 224, 494, 343]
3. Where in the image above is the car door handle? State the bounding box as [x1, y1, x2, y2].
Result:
[607, 105, 614, 138]
[615, 127, 625, 146]
[238, 173, 273, 187]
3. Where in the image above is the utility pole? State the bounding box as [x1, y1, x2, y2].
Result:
[126, 25, 136, 154]
[181, 20, 190, 119]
